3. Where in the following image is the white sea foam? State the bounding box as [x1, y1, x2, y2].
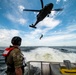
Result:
[22, 47, 76, 62]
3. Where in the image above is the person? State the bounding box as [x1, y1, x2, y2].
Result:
[39, 34, 43, 40]
[2, 36, 25, 75]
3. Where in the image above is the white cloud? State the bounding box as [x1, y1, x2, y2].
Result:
[21, 23, 76, 46]
[21, 33, 76, 46]
[17, 18, 27, 25]
[18, 5, 25, 12]
[66, 24, 76, 32]
[39, 17, 60, 29]
[56, 0, 61, 4]
[63, 0, 67, 2]
[55, 24, 76, 35]
[51, 11, 56, 17]
[6, 13, 27, 25]
[34, 33, 76, 46]
[6, 14, 15, 22]
[0, 28, 76, 46]
[0, 29, 20, 46]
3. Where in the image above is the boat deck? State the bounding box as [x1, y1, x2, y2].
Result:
[25, 60, 76, 75]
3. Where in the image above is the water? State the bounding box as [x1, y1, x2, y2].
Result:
[0, 46, 76, 75]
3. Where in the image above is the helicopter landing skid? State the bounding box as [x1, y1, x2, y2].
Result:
[29, 25, 37, 29]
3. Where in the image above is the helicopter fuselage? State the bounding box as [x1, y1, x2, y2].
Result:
[23, 0, 62, 28]
[37, 3, 53, 21]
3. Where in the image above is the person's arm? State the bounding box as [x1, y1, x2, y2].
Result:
[15, 67, 22, 75]
[11, 49, 24, 75]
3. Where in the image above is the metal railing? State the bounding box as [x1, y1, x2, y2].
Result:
[27, 61, 52, 75]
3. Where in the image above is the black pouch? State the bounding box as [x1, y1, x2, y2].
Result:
[21, 66, 25, 73]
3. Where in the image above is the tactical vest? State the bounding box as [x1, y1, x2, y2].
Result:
[2, 46, 25, 73]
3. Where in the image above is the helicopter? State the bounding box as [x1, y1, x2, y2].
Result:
[23, 0, 63, 29]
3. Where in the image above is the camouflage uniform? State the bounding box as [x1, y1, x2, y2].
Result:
[5, 47, 24, 75]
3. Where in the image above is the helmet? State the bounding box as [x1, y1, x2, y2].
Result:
[11, 36, 22, 46]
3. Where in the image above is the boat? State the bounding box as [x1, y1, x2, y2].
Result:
[1, 60, 76, 75]
[24, 60, 76, 75]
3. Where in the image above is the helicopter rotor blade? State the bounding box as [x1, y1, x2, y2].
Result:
[40, 0, 44, 8]
[23, 9, 40, 12]
[52, 8, 63, 11]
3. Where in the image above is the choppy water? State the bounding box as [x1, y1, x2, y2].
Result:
[0, 46, 76, 75]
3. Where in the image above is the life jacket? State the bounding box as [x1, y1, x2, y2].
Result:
[2, 47, 14, 57]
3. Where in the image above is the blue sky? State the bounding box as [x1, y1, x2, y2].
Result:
[0, 0, 76, 46]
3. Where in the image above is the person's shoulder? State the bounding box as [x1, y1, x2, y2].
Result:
[10, 48, 20, 56]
